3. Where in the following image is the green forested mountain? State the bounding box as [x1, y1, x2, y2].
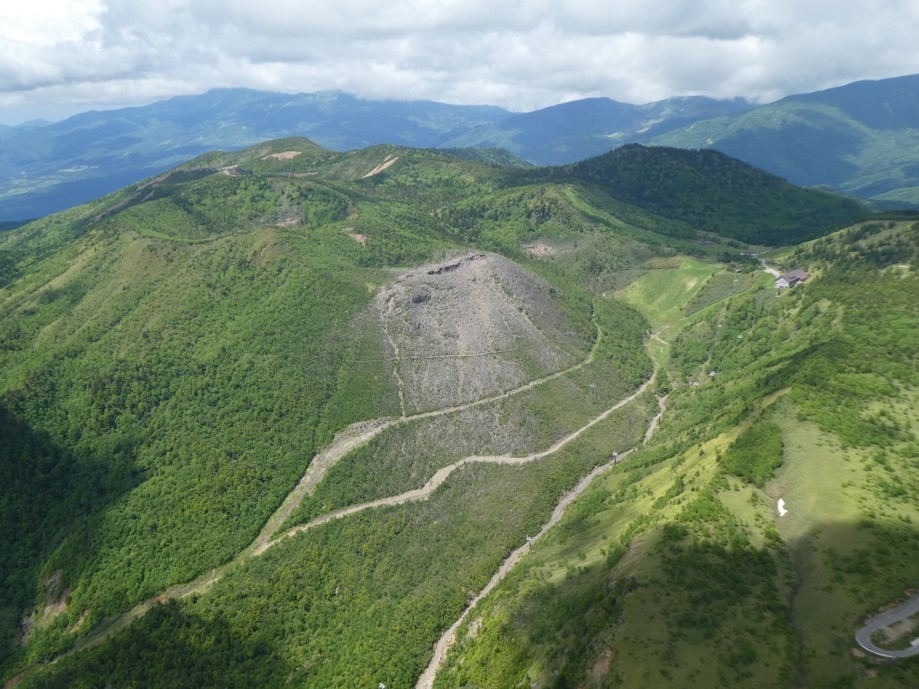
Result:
[560, 145, 865, 244]
[650, 74, 919, 207]
[1, 137, 916, 689]
[4, 75, 919, 221]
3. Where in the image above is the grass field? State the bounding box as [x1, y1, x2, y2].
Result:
[437, 228, 919, 688]
[619, 258, 718, 331]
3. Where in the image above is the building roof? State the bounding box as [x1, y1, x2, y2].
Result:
[779, 269, 809, 282]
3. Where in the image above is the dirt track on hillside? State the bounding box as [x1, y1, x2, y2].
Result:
[276, 372, 655, 547]
[12, 253, 662, 688]
[415, 377, 666, 689]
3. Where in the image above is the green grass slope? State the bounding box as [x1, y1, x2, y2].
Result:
[435, 221, 919, 688]
[649, 75, 919, 207]
[0, 136, 907, 688]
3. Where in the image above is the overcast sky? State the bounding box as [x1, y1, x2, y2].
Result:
[1, 0, 917, 125]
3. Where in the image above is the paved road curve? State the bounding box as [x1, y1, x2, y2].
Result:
[855, 591, 919, 659]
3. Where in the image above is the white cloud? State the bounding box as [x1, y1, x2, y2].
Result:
[0, 0, 918, 123]
[0, 0, 102, 45]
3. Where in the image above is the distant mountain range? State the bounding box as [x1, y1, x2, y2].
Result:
[2, 74, 918, 220]
[649, 74, 919, 208]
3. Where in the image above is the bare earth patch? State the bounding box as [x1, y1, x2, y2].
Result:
[521, 241, 567, 258]
[362, 154, 399, 178]
[275, 214, 300, 227]
[376, 252, 585, 413]
[590, 648, 614, 684]
[262, 151, 302, 160]
[347, 231, 369, 247]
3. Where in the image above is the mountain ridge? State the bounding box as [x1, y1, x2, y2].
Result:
[2, 134, 917, 688]
[0, 88, 746, 221]
[4, 75, 919, 220]
[649, 74, 919, 206]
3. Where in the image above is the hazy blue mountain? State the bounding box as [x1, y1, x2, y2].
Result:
[442, 95, 753, 164]
[0, 90, 746, 221]
[3, 75, 919, 220]
[0, 89, 511, 221]
[649, 74, 919, 207]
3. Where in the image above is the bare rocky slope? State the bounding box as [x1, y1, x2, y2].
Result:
[376, 252, 588, 414]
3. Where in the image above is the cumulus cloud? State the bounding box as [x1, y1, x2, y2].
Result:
[1, 0, 918, 123]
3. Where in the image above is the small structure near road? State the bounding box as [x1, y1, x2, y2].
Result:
[775, 269, 809, 289]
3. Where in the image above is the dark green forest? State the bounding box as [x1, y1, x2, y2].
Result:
[1, 137, 915, 689]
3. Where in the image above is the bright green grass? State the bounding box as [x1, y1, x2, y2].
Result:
[767, 403, 919, 688]
[436, 428, 798, 689]
[683, 271, 758, 315]
[619, 257, 718, 330]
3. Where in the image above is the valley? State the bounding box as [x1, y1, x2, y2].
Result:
[1, 136, 918, 688]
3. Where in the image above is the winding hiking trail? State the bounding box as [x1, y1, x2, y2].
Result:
[14, 311, 667, 688]
[19, 318, 605, 667]
[275, 372, 656, 547]
[254, 317, 605, 556]
[415, 452, 638, 689]
[414, 379, 666, 689]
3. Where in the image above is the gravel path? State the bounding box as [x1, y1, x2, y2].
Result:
[414, 375, 663, 689]
[757, 256, 781, 278]
[274, 372, 655, 548]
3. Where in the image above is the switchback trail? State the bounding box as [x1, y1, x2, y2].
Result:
[16, 317, 607, 673]
[11, 307, 667, 689]
[274, 372, 655, 547]
[415, 375, 666, 689]
[251, 317, 605, 556]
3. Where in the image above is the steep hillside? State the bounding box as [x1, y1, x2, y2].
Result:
[435, 221, 919, 688]
[0, 138, 655, 685]
[0, 137, 912, 689]
[650, 74, 919, 207]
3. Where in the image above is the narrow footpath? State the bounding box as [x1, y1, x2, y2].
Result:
[414, 375, 666, 689]
[12, 322, 666, 689]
